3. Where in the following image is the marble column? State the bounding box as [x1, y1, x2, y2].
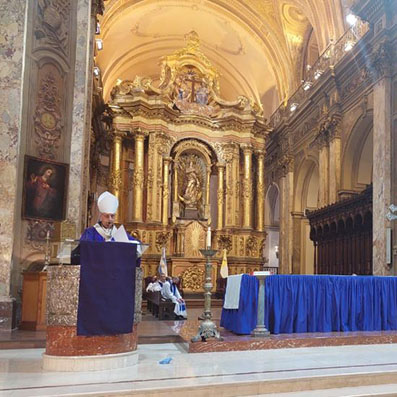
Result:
[279, 169, 294, 274]
[318, 145, 329, 207]
[216, 163, 225, 230]
[242, 145, 253, 229]
[256, 151, 265, 232]
[373, 75, 392, 275]
[110, 133, 123, 223]
[329, 137, 341, 204]
[0, 0, 27, 330]
[67, 0, 96, 233]
[162, 157, 171, 226]
[132, 131, 145, 222]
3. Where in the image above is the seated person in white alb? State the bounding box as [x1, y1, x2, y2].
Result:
[159, 275, 187, 319]
[146, 276, 162, 292]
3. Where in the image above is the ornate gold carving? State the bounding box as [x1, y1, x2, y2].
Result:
[108, 169, 123, 191]
[181, 265, 205, 291]
[46, 265, 80, 326]
[217, 235, 232, 253]
[129, 229, 141, 240]
[155, 231, 171, 251]
[184, 221, 205, 257]
[246, 236, 258, 257]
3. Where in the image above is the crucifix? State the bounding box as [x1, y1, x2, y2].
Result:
[184, 69, 202, 103]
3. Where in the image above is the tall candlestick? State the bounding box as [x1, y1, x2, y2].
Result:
[206, 226, 211, 248]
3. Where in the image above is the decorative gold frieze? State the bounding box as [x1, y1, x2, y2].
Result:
[181, 265, 205, 291]
[155, 231, 171, 251]
[217, 234, 232, 253]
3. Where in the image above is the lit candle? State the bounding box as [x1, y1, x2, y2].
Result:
[206, 226, 211, 248]
[46, 230, 50, 240]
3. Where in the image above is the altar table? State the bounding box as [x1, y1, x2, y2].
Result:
[220, 275, 397, 335]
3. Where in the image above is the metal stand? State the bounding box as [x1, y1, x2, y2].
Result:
[251, 273, 270, 337]
[191, 248, 223, 342]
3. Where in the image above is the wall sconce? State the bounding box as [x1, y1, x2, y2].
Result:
[303, 81, 312, 91]
[95, 39, 103, 51]
[93, 67, 100, 76]
[290, 103, 298, 112]
[344, 41, 355, 52]
[314, 70, 323, 80]
[275, 245, 279, 259]
[346, 13, 357, 26]
[96, 22, 101, 35]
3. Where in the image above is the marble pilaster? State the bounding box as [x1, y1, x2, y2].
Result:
[318, 146, 329, 207]
[0, 1, 26, 328]
[373, 76, 392, 275]
[67, 0, 95, 234]
[328, 137, 341, 204]
[279, 171, 294, 274]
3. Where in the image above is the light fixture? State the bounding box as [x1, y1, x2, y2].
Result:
[275, 245, 279, 259]
[314, 70, 323, 80]
[95, 39, 103, 51]
[344, 41, 355, 52]
[346, 13, 357, 26]
[93, 67, 100, 76]
[306, 64, 311, 71]
[96, 22, 101, 35]
[290, 103, 298, 112]
[116, 78, 123, 85]
[303, 81, 312, 91]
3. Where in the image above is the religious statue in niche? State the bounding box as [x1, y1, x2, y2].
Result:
[177, 155, 205, 218]
[180, 162, 202, 207]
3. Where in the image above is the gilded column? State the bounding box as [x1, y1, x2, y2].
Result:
[132, 131, 145, 222]
[216, 163, 225, 230]
[162, 157, 171, 226]
[110, 132, 123, 223]
[256, 150, 265, 232]
[242, 145, 253, 229]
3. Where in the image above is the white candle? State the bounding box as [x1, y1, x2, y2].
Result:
[206, 226, 211, 248]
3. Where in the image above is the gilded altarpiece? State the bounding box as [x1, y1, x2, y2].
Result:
[94, 32, 271, 293]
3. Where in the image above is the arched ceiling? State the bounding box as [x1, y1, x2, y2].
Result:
[96, 0, 345, 118]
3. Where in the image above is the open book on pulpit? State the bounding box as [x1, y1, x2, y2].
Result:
[55, 225, 148, 265]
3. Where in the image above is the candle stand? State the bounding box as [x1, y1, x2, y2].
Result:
[191, 248, 223, 342]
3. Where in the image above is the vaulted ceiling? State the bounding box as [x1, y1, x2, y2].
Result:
[96, 0, 347, 117]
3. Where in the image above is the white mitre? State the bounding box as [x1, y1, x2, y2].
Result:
[97, 191, 118, 214]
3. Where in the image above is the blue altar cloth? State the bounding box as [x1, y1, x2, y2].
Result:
[221, 275, 397, 335]
[77, 241, 137, 336]
[220, 275, 259, 334]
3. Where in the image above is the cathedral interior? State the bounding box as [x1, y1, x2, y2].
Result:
[1, 0, 396, 322]
[1, 0, 397, 394]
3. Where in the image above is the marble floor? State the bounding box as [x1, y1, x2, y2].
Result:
[3, 309, 397, 396]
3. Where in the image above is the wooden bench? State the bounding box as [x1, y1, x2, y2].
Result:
[146, 291, 175, 320]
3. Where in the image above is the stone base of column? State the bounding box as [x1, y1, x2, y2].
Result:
[42, 350, 138, 371]
[0, 297, 16, 331]
[251, 326, 270, 338]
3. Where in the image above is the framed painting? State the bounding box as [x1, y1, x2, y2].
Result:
[22, 155, 69, 221]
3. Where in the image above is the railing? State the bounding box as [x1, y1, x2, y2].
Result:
[270, 19, 369, 128]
